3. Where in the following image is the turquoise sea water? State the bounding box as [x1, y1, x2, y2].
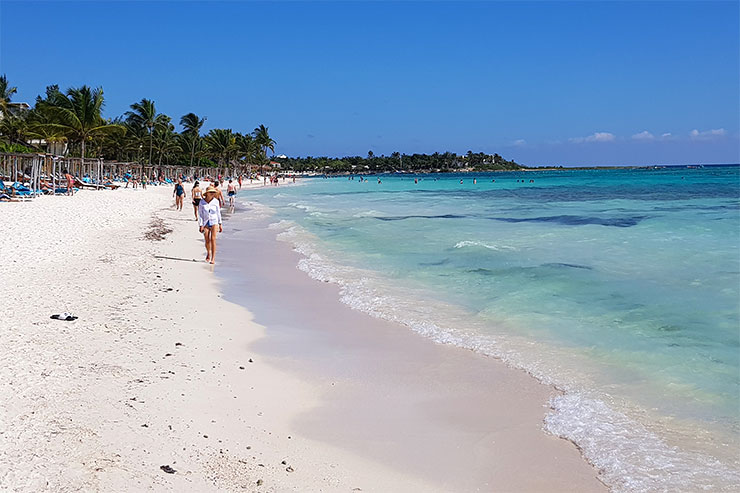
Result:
[240, 166, 740, 492]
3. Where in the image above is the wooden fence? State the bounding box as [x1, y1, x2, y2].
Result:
[1, 152, 261, 187]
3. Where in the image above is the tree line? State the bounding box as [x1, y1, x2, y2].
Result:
[1, 74, 522, 173]
[274, 150, 522, 173]
[0, 75, 275, 169]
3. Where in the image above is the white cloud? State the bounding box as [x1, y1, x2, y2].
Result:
[569, 132, 616, 143]
[689, 128, 726, 140]
[512, 139, 526, 147]
[632, 130, 654, 140]
[661, 132, 672, 139]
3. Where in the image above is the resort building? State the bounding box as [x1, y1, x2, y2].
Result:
[0, 101, 30, 119]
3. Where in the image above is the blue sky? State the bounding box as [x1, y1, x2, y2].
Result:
[1, 0, 738, 166]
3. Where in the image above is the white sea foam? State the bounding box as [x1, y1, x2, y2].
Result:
[454, 240, 517, 251]
[352, 209, 384, 218]
[287, 202, 317, 213]
[275, 222, 740, 492]
[238, 200, 273, 219]
[268, 219, 295, 230]
[546, 394, 740, 493]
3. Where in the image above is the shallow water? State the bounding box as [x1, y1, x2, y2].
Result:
[237, 166, 740, 492]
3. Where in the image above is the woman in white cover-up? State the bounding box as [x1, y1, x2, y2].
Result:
[198, 186, 222, 264]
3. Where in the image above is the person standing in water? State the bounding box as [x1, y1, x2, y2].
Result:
[198, 186, 223, 264]
[173, 179, 185, 210]
[191, 181, 202, 220]
[226, 179, 237, 211]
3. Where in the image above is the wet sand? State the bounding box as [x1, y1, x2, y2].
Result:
[217, 212, 607, 492]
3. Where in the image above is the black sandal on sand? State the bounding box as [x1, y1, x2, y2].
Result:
[50, 312, 78, 321]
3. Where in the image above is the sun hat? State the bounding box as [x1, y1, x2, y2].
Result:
[205, 186, 218, 194]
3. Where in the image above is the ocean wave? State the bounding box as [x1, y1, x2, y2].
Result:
[454, 240, 517, 251]
[238, 200, 273, 219]
[276, 222, 740, 492]
[352, 209, 384, 218]
[546, 393, 740, 493]
[287, 202, 316, 213]
[286, 202, 338, 218]
[268, 219, 295, 230]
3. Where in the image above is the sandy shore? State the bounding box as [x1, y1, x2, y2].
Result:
[0, 183, 605, 492]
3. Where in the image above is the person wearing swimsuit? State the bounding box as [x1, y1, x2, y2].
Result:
[213, 180, 225, 207]
[198, 186, 223, 264]
[227, 179, 236, 211]
[64, 170, 75, 196]
[191, 181, 202, 220]
[173, 179, 185, 211]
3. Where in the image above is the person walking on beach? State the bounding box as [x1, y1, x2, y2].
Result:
[64, 169, 74, 196]
[198, 186, 222, 264]
[191, 181, 202, 220]
[213, 180, 225, 207]
[173, 179, 185, 210]
[226, 179, 236, 211]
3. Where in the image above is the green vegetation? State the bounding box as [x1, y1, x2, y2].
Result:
[0, 142, 34, 153]
[0, 75, 523, 173]
[0, 75, 272, 170]
[274, 151, 523, 173]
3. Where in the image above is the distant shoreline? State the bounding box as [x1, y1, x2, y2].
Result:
[309, 162, 739, 176]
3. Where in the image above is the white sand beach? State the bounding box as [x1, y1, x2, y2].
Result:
[0, 184, 606, 492]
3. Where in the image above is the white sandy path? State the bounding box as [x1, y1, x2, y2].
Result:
[0, 185, 440, 492]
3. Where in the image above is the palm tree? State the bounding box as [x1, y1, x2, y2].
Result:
[0, 111, 30, 147]
[36, 86, 124, 160]
[253, 124, 275, 175]
[233, 132, 258, 177]
[94, 117, 131, 161]
[28, 97, 69, 155]
[236, 133, 258, 173]
[125, 98, 158, 165]
[153, 115, 175, 165]
[155, 122, 181, 165]
[204, 128, 237, 165]
[28, 123, 67, 155]
[0, 74, 18, 114]
[35, 84, 68, 108]
[180, 112, 205, 166]
[178, 132, 203, 165]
